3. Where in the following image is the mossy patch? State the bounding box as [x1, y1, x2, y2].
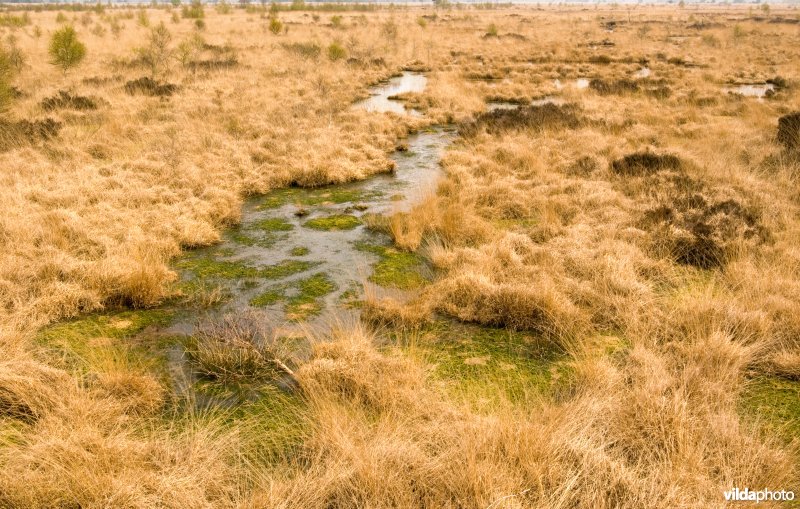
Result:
[395, 321, 573, 410]
[740, 376, 800, 443]
[286, 273, 336, 319]
[338, 284, 362, 308]
[249, 288, 285, 307]
[177, 256, 312, 281]
[260, 260, 314, 279]
[252, 218, 294, 232]
[174, 279, 232, 308]
[183, 384, 307, 463]
[177, 256, 262, 279]
[249, 272, 337, 320]
[304, 214, 361, 231]
[230, 219, 292, 248]
[259, 186, 381, 210]
[36, 309, 176, 376]
[38, 309, 174, 346]
[355, 241, 429, 289]
[290, 246, 310, 256]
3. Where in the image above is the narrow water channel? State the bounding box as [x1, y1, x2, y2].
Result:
[169, 72, 451, 334]
[161, 71, 453, 404]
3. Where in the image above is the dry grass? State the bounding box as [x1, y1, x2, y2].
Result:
[0, 3, 799, 508]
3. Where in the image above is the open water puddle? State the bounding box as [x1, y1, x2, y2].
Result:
[170, 127, 454, 338]
[554, 78, 590, 90]
[723, 83, 775, 99]
[352, 71, 427, 115]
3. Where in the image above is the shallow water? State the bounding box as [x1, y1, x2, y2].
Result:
[170, 126, 454, 336]
[352, 71, 427, 115]
[163, 74, 457, 403]
[555, 78, 590, 90]
[723, 83, 775, 99]
[487, 96, 564, 111]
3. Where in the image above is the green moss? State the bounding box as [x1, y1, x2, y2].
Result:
[252, 217, 293, 232]
[178, 256, 312, 281]
[304, 214, 361, 231]
[260, 259, 314, 279]
[290, 246, 310, 256]
[740, 376, 800, 443]
[249, 288, 285, 307]
[187, 385, 308, 463]
[249, 272, 336, 319]
[229, 218, 292, 248]
[176, 256, 262, 279]
[230, 230, 276, 248]
[396, 321, 572, 410]
[286, 273, 336, 319]
[259, 186, 381, 209]
[38, 309, 174, 345]
[36, 309, 177, 376]
[338, 285, 362, 308]
[174, 279, 232, 307]
[355, 241, 429, 289]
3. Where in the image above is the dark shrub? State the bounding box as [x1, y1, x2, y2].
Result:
[0, 118, 62, 151]
[588, 54, 612, 64]
[124, 76, 177, 97]
[777, 112, 800, 151]
[589, 78, 639, 95]
[460, 103, 582, 137]
[41, 90, 99, 111]
[566, 155, 599, 176]
[643, 196, 768, 269]
[611, 152, 683, 176]
[766, 76, 788, 89]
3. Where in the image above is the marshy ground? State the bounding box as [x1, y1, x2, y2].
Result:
[1, 3, 800, 507]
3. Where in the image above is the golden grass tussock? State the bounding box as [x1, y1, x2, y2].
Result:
[245, 326, 794, 508]
[0, 4, 799, 508]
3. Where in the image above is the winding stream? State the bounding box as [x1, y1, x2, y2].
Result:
[170, 72, 451, 334]
[160, 71, 454, 403]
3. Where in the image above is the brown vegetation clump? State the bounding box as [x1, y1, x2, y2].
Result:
[642, 195, 769, 269]
[299, 326, 426, 411]
[611, 151, 683, 176]
[124, 76, 178, 96]
[589, 77, 639, 95]
[0, 355, 68, 422]
[40, 90, 99, 111]
[768, 350, 800, 380]
[91, 370, 164, 415]
[460, 103, 582, 137]
[360, 295, 432, 331]
[777, 111, 800, 151]
[187, 311, 298, 383]
[0, 117, 61, 151]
